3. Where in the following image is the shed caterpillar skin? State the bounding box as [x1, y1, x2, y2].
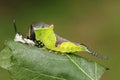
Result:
[13, 19, 35, 46]
[26, 22, 107, 59]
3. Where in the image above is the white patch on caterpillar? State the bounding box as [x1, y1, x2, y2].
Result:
[14, 33, 35, 46]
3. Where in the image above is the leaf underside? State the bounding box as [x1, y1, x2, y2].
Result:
[0, 40, 107, 80]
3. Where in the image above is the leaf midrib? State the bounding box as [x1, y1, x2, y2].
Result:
[66, 55, 94, 80]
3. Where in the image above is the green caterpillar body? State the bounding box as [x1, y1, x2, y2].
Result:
[26, 23, 107, 59]
[33, 25, 86, 53]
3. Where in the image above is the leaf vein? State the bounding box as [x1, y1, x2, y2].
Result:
[23, 67, 66, 80]
[95, 62, 97, 80]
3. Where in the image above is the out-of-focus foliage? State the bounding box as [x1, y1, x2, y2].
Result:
[0, 0, 120, 80]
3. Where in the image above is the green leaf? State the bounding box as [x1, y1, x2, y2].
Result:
[0, 40, 107, 80]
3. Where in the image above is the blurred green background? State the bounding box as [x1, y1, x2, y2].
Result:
[0, 0, 119, 80]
